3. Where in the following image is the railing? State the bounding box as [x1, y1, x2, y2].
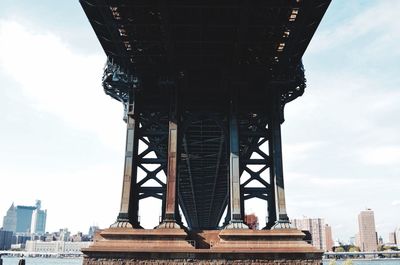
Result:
[0, 251, 84, 258]
[324, 251, 400, 259]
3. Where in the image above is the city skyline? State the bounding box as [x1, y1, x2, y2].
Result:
[0, 1, 399, 240]
[2, 200, 46, 236]
[1, 199, 397, 246]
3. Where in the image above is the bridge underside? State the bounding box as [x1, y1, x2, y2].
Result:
[81, 0, 330, 231]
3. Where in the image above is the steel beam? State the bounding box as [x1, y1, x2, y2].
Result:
[225, 93, 247, 229]
[269, 89, 290, 229]
[158, 87, 181, 229]
[112, 98, 141, 228]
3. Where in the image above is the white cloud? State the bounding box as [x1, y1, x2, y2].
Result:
[284, 172, 311, 182]
[0, 20, 125, 150]
[290, 199, 338, 209]
[309, 177, 359, 187]
[392, 200, 400, 207]
[359, 146, 400, 166]
[309, 0, 400, 54]
[283, 141, 324, 160]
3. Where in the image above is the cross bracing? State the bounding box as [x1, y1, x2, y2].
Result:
[80, 0, 331, 229]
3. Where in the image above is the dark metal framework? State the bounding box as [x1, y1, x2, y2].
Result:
[179, 111, 228, 228]
[81, 0, 331, 230]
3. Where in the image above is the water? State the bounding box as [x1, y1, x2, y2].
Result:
[1, 257, 399, 265]
[1, 257, 82, 265]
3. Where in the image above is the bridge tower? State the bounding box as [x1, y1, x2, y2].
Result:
[80, 1, 331, 264]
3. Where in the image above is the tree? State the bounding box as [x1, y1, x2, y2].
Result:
[348, 246, 360, 252]
[334, 246, 345, 252]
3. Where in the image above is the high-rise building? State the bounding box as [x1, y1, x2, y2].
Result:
[2, 201, 47, 235]
[15, 206, 36, 234]
[2, 203, 17, 232]
[357, 209, 377, 251]
[0, 229, 13, 250]
[292, 218, 326, 250]
[31, 200, 47, 235]
[389, 232, 396, 244]
[325, 224, 334, 251]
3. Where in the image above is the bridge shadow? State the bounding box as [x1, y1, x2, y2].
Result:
[188, 230, 221, 249]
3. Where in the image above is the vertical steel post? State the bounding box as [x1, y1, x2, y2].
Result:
[112, 97, 141, 228]
[225, 94, 247, 229]
[269, 88, 290, 228]
[158, 87, 180, 228]
[223, 202, 231, 226]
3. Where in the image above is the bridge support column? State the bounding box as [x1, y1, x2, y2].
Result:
[157, 88, 181, 229]
[111, 96, 141, 228]
[225, 96, 247, 229]
[269, 89, 290, 229]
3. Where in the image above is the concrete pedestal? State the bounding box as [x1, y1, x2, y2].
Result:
[82, 228, 322, 265]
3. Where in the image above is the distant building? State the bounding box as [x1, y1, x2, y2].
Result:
[2, 203, 17, 233]
[0, 229, 13, 250]
[325, 224, 334, 251]
[292, 218, 326, 250]
[15, 205, 36, 234]
[389, 232, 396, 244]
[244, 214, 259, 230]
[71, 232, 83, 242]
[396, 227, 400, 248]
[25, 240, 91, 253]
[11, 234, 31, 249]
[44, 232, 56, 242]
[378, 236, 383, 245]
[59, 228, 71, 242]
[357, 209, 377, 251]
[88, 226, 100, 239]
[10, 243, 24, 250]
[31, 200, 47, 235]
[2, 201, 47, 235]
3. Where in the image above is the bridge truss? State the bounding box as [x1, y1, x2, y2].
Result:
[81, 0, 330, 230]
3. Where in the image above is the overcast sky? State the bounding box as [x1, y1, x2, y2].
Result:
[0, 1, 399, 243]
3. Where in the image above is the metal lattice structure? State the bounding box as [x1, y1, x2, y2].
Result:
[81, 0, 331, 230]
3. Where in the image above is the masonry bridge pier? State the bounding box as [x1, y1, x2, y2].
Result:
[80, 1, 331, 264]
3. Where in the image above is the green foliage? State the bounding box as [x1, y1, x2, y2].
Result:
[383, 245, 399, 251]
[348, 246, 360, 252]
[334, 246, 345, 252]
[333, 244, 360, 252]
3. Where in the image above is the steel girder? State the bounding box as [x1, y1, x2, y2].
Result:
[134, 111, 169, 225]
[82, 0, 332, 230]
[179, 112, 228, 229]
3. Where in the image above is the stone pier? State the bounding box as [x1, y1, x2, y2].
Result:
[82, 228, 323, 265]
